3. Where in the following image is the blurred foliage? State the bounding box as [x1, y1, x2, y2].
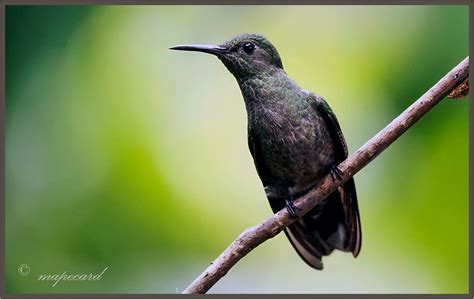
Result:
[6, 5, 468, 294]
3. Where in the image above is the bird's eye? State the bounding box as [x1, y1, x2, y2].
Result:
[242, 42, 255, 54]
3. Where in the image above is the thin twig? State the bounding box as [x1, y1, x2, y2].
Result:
[182, 57, 469, 294]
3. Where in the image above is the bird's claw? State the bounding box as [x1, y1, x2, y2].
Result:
[285, 198, 299, 218]
[330, 165, 343, 182]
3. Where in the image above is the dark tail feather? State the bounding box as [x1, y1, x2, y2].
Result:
[269, 178, 362, 269]
[344, 177, 362, 257]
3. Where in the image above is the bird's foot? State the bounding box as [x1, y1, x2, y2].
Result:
[330, 165, 344, 182]
[285, 197, 299, 218]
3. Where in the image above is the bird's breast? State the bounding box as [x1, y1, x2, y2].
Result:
[251, 101, 335, 190]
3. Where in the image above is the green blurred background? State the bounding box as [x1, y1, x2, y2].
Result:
[5, 5, 469, 294]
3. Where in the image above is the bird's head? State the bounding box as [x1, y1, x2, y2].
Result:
[170, 33, 284, 80]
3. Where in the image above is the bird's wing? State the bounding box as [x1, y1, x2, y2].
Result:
[310, 95, 348, 158]
[310, 94, 362, 257]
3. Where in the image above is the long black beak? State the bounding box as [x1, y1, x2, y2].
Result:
[169, 44, 228, 56]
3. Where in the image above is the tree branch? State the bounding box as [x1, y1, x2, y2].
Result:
[182, 56, 470, 294]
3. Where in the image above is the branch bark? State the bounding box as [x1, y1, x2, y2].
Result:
[182, 56, 470, 294]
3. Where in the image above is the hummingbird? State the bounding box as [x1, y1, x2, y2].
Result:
[170, 33, 361, 269]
